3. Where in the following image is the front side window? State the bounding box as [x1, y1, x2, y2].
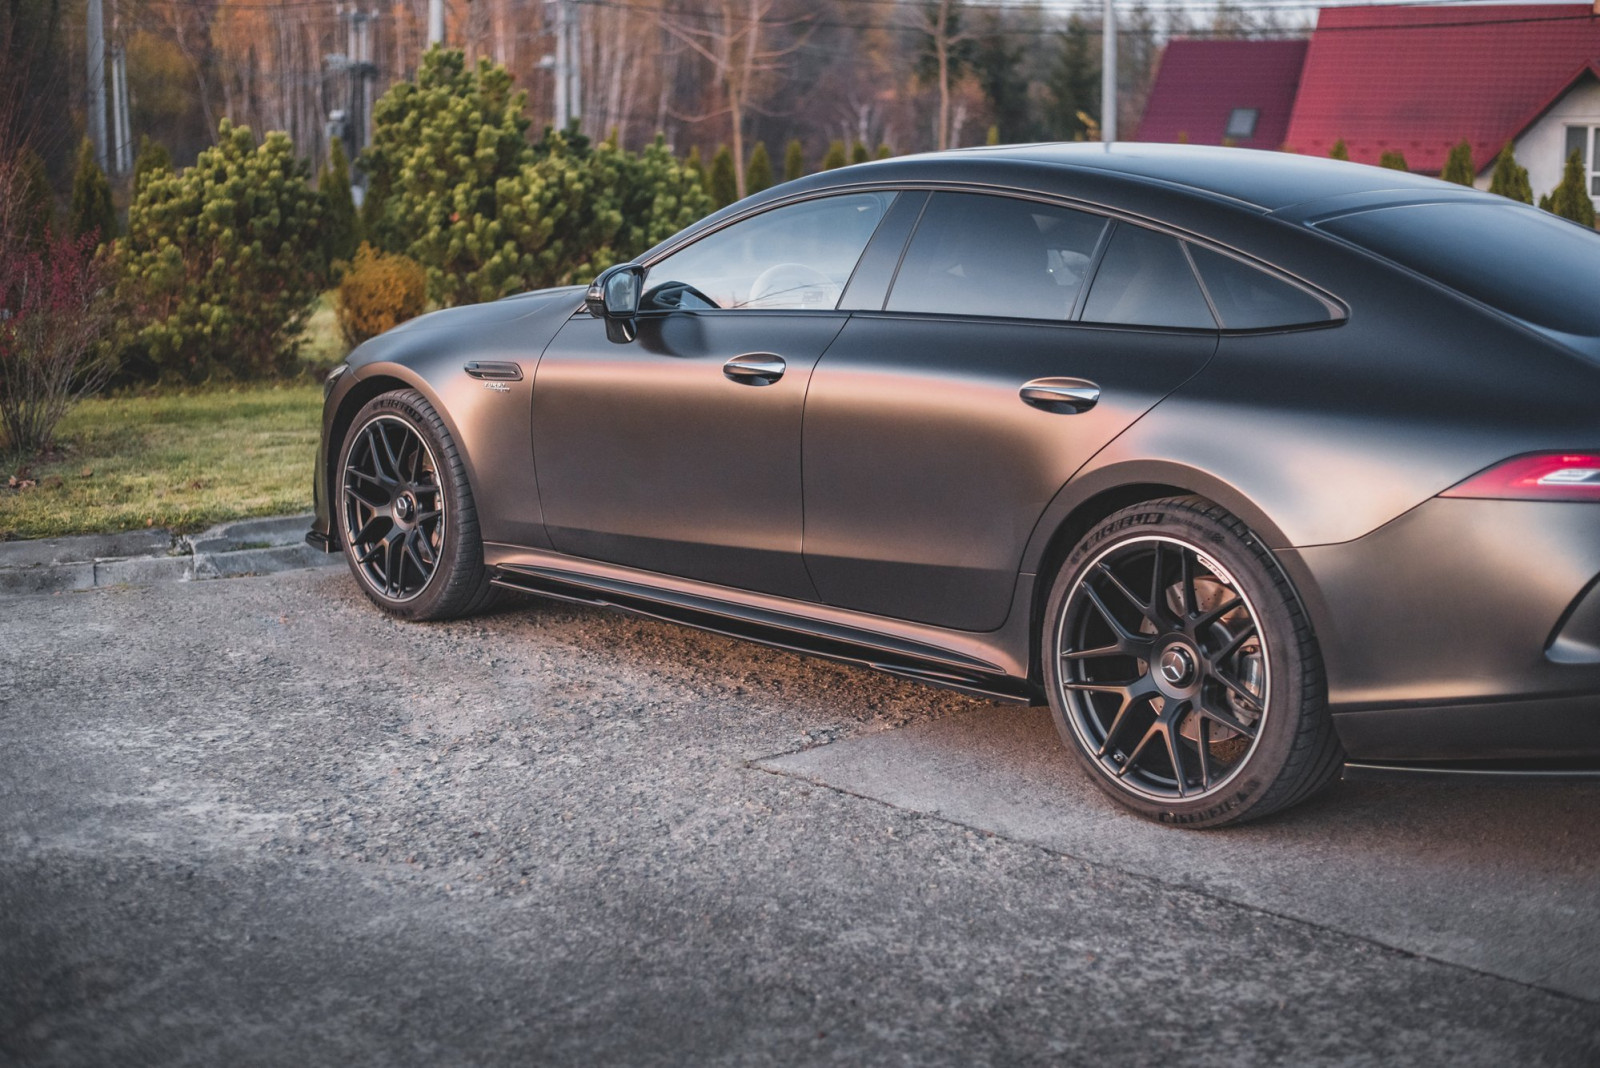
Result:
[642, 192, 894, 312]
[1082, 224, 1216, 330]
[886, 192, 1108, 321]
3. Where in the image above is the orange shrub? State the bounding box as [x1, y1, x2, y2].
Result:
[335, 243, 427, 349]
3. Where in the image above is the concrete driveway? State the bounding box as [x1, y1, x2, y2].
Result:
[2, 567, 1597, 1066]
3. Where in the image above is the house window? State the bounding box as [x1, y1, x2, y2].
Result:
[1563, 125, 1600, 195]
[1225, 108, 1259, 140]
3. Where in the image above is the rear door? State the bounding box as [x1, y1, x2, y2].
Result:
[801, 193, 1220, 631]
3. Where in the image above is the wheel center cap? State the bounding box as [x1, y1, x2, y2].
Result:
[1158, 645, 1196, 689]
[394, 493, 415, 522]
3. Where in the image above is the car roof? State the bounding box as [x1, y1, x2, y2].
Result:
[841, 142, 1464, 215]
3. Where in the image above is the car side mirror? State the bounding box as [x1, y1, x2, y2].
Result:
[586, 264, 645, 343]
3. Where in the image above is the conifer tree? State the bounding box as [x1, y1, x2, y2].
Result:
[783, 139, 805, 182]
[1545, 148, 1596, 226]
[875, 143, 892, 160]
[1487, 142, 1532, 204]
[68, 138, 116, 242]
[319, 138, 361, 265]
[822, 140, 847, 170]
[685, 145, 706, 189]
[709, 144, 738, 209]
[1328, 139, 1349, 161]
[745, 141, 773, 195]
[1378, 150, 1408, 171]
[1440, 140, 1475, 185]
[850, 140, 869, 165]
[133, 136, 173, 193]
[986, 124, 1000, 146]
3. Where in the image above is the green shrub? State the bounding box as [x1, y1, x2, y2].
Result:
[320, 138, 361, 266]
[783, 138, 804, 182]
[745, 141, 773, 195]
[117, 119, 326, 382]
[335, 243, 427, 349]
[822, 140, 847, 170]
[1328, 138, 1349, 161]
[851, 140, 870, 165]
[1440, 140, 1475, 185]
[1378, 150, 1408, 171]
[1544, 148, 1596, 226]
[708, 144, 737, 209]
[359, 49, 536, 303]
[1487, 143, 1532, 204]
[133, 136, 172, 193]
[69, 138, 116, 242]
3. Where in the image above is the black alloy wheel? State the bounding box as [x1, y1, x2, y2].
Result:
[342, 414, 445, 602]
[1043, 497, 1343, 827]
[1057, 533, 1268, 800]
[337, 389, 499, 620]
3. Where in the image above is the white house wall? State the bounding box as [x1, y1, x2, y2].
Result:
[1474, 78, 1600, 198]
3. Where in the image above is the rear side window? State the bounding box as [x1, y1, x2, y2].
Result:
[1318, 201, 1600, 337]
[1082, 224, 1216, 329]
[886, 192, 1107, 321]
[1187, 245, 1334, 329]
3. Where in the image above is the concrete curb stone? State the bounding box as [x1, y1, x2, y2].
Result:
[0, 513, 338, 595]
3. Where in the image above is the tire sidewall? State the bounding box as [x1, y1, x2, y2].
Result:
[1042, 501, 1311, 827]
[337, 391, 474, 620]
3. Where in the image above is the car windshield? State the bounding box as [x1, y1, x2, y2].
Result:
[1317, 201, 1600, 338]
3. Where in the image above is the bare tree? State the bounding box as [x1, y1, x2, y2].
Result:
[656, 0, 812, 198]
[908, 0, 972, 151]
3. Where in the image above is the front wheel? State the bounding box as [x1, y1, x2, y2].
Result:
[336, 388, 498, 621]
[1041, 497, 1343, 827]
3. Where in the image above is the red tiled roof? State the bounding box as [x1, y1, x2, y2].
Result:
[1133, 39, 1309, 149]
[1284, 4, 1600, 172]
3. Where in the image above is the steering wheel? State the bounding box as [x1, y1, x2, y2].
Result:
[745, 262, 840, 309]
[641, 280, 721, 311]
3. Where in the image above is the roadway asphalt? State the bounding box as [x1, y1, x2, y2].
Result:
[2, 567, 1596, 1066]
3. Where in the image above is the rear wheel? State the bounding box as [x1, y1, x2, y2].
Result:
[337, 389, 498, 620]
[1042, 496, 1343, 827]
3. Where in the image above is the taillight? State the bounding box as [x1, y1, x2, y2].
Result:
[1440, 453, 1600, 502]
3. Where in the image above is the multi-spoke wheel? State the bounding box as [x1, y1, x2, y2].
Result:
[1042, 497, 1343, 827]
[342, 414, 445, 601]
[337, 389, 498, 620]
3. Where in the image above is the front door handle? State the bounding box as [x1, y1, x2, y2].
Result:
[1020, 377, 1100, 413]
[723, 353, 786, 386]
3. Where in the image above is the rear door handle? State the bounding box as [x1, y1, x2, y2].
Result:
[723, 353, 786, 386]
[1020, 377, 1100, 413]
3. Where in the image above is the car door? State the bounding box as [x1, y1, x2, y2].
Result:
[801, 192, 1221, 631]
[531, 191, 898, 599]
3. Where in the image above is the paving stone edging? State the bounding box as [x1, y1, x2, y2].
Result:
[0, 514, 338, 594]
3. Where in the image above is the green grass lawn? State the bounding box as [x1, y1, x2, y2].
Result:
[1, 383, 324, 541]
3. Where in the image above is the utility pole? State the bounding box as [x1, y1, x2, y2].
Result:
[428, 0, 443, 47]
[1101, 0, 1117, 143]
[111, 44, 132, 175]
[551, 0, 567, 130]
[86, 0, 108, 169]
[543, 0, 580, 133]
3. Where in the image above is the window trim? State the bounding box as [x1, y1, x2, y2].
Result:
[634, 179, 1347, 333]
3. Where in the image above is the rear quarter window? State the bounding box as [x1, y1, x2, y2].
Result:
[1316, 201, 1600, 337]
